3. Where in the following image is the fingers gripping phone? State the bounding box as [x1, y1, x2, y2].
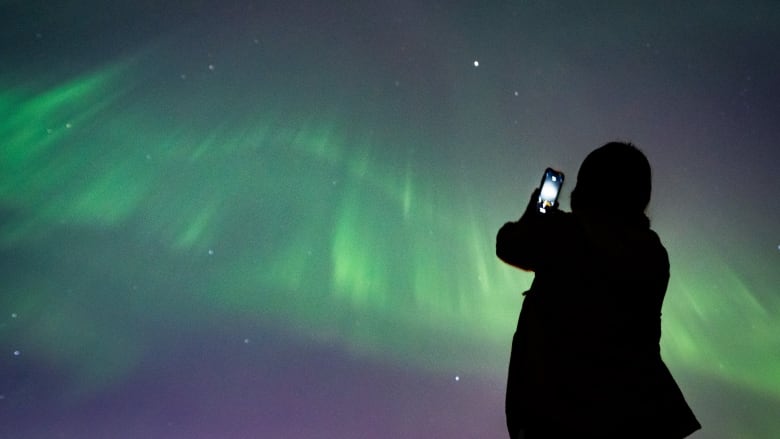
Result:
[537, 168, 565, 213]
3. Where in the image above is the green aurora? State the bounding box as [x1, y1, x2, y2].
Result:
[2, 57, 778, 411]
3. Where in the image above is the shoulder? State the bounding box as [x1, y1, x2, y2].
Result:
[646, 228, 670, 269]
[496, 210, 579, 272]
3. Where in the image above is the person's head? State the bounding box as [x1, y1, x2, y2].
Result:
[570, 141, 652, 225]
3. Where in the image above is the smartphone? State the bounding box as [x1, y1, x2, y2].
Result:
[537, 168, 565, 213]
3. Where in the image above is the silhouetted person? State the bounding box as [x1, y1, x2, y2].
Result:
[497, 142, 701, 438]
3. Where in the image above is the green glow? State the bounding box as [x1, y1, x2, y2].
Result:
[1, 75, 106, 169]
[0, 62, 142, 244]
[332, 193, 391, 309]
[166, 113, 524, 373]
[293, 116, 345, 164]
[3, 280, 143, 399]
[662, 243, 780, 397]
[402, 164, 414, 218]
[175, 206, 219, 249]
[2, 50, 777, 418]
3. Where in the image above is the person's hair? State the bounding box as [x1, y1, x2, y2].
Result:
[570, 141, 652, 226]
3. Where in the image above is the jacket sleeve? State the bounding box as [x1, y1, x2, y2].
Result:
[496, 218, 538, 271]
[496, 198, 566, 272]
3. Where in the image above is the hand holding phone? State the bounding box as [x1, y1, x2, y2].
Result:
[537, 168, 565, 213]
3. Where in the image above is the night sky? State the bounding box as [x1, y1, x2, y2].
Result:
[1, 1, 779, 438]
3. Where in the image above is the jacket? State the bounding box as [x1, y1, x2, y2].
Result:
[497, 207, 701, 438]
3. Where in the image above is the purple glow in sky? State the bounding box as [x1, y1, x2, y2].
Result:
[1, 1, 778, 438]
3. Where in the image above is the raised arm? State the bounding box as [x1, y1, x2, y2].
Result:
[496, 188, 566, 272]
